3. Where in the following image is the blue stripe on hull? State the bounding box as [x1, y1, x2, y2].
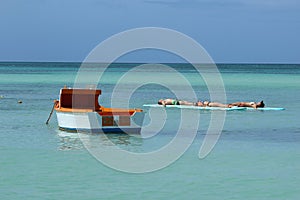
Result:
[59, 127, 141, 134]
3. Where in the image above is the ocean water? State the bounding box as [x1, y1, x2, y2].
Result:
[0, 62, 300, 199]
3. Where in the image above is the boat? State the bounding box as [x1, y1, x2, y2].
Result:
[52, 87, 145, 134]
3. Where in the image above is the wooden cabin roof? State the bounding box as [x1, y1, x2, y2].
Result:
[59, 88, 101, 110]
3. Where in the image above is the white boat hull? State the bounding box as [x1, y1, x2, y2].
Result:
[56, 111, 145, 134]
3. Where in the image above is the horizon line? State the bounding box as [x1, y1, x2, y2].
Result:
[0, 60, 299, 65]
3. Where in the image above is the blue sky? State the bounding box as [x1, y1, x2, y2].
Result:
[0, 0, 299, 63]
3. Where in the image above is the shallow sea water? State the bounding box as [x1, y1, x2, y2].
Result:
[0, 63, 300, 199]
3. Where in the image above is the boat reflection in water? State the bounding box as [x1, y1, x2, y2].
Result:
[57, 130, 143, 152]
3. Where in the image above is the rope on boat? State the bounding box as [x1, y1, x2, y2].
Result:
[46, 101, 56, 124]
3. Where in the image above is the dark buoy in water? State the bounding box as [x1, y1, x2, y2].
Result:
[18, 100, 22, 104]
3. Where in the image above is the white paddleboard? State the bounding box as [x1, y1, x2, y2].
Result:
[143, 104, 246, 111]
[246, 107, 285, 111]
[143, 104, 285, 111]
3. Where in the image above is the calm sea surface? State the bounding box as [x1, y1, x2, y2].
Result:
[0, 62, 300, 199]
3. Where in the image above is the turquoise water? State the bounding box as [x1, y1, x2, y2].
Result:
[1, 62, 300, 199]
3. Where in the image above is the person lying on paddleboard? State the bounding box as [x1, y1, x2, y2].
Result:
[197, 100, 265, 108]
[158, 99, 198, 106]
[228, 101, 265, 108]
[196, 101, 229, 108]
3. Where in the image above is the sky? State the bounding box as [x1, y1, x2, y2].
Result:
[0, 0, 299, 63]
